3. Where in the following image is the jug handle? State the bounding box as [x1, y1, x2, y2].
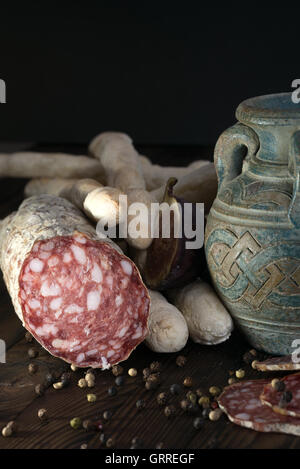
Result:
[288, 130, 300, 226]
[214, 123, 260, 192]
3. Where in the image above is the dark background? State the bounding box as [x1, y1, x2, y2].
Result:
[0, 3, 298, 146]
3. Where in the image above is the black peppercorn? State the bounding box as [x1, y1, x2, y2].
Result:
[61, 372, 71, 387]
[112, 365, 123, 377]
[136, 399, 146, 410]
[202, 407, 211, 419]
[193, 417, 204, 430]
[44, 372, 55, 387]
[187, 403, 199, 415]
[143, 368, 151, 380]
[145, 374, 160, 390]
[176, 355, 187, 367]
[28, 363, 38, 375]
[180, 399, 189, 411]
[103, 410, 113, 420]
[170, 383, 182, 395]
[279, 390, 293, 407]
[108, 386, 117, 397]
[271, 379, 285, 392]
[35, 383, 45, 396]
[115, 376, 125, 386]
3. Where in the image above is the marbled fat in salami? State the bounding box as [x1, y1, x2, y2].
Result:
[0, 195, 150, 368]
[260, 373, 300, 418]
[218, 379, 300, 436]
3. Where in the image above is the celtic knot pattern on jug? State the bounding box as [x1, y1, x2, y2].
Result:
[206, 229, 300, 309]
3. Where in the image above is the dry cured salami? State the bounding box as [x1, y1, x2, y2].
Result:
[253, 355, 300, 372]
[260, 374, 300, 418]
[0, 195, 150, 368]
[218, 379, 300, 436]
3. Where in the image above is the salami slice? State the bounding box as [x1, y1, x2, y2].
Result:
[260, 374, 300, 417]
[218, 379, 300, 436]
[253, 355, 300, 372]
[0, 195, 150, 368]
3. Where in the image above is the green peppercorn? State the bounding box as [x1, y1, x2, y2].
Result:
[235, 369, 245, 379]
[198, 396, 210, 407]
[70, 417, 82, 429]
[209, 386, 221, 397]
[186, 391, 197, 404]
[87, 393, 97, 402]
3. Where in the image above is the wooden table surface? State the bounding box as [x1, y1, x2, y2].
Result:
[0, 144, 299, 450]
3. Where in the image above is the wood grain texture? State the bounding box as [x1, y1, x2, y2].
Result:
[0, 144, 299, 449]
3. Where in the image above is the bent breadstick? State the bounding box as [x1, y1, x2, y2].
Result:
[89, 132, 156, 250]
[0, 152, 106, 183]
[167, 280, 233, 345]
[0, 195, 150, 368]
[140, 155, 211, 191]
[145, 290, 189, 353]
[24, 178, 124, 226]
[151, 163, 217, 213]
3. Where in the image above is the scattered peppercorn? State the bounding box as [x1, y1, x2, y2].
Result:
[78, 378, 87, 388]
[198, 396, 210, 408]
[103, 410, 113, 421]
[99, 433, 107, 444]
[80, 443, 88, 449]
[180, 399, 189, 412]
[271, 379, 285, 392]
[136, 399, 146, 410]
[183, 377, 193, 388]
[142, 368, 151, 380]
[60, 372, 71, 387]
[53, 381, 64, 390]
[44, 372, 55, 386]
[228, 377, 237, 385]
[112, 365, 123, 377]
[108, 386, 117, 397]
[87, 393, 97, 403]
[25, 331, 33, 343]
[6, 421, 17, 432]
[85, 372, 95, 383]
[28, 363, 38, 375]
[131, 437, 143, 449]
[28, 347, 38, 358]
[70, 364, 77, 372]
[156, 442, 164, 449]
[115, 376, 125, 386]
[249, 349, 257, 357]
[150, 361, 161, 373]
[186, 391, 197, 405]
[128, 368, 137, 377]
[193, 417, 204, 429]
[164, 405, 176, 418]
[37, 408, 47, 421]
[82, 419, 94, 431]
[170, 383, 182, 395]
[145, 374, 160, 390]
[35, 383, 45, 396]
[235, 369, 245, 379]
[228, 370, 235, 376]
[242, 351, 254, 364]
[176, 355, 187, 367]
[70, 417, 82, 429]
[209, 409, 223, 421]
[209, 386, 221, 397]
[2, 426, 13, 437]
[157, 392, 168, 406]
[202, 407, 210, 419]
[106, 437, 115, 448]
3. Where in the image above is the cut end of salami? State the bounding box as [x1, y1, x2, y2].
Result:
[19, 233, 149, 368]
[253, 355, 300, 372]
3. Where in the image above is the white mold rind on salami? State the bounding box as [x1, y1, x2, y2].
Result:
[218, 379, 300, 436]
[0, 195, 150, 368]
[253, 355, 300, 372]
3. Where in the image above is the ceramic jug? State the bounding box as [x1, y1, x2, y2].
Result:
[205, 93, 300, 355]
